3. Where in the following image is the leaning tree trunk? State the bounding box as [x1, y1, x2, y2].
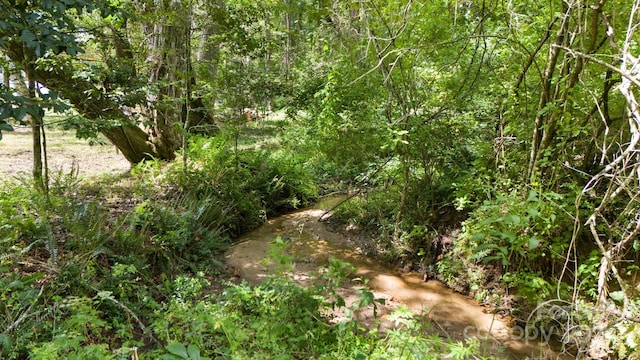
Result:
[3, 47, 175, 163]
[28, 63, 160, 163]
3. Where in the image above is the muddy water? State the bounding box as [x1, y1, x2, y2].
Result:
[225, 198, 570, 359]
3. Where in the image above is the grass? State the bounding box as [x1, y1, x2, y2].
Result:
[0, 125, 131, 180]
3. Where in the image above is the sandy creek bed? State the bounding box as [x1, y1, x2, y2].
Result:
[225, 197, 571, 359]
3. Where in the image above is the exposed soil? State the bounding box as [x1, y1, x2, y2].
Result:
[225, 197, 572, 360]
[0, 127, 131, 181]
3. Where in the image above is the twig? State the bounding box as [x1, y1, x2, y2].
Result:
[319, 189, 365, 222]
[91, 286, 160, 345]
[3, 286, 44, 333]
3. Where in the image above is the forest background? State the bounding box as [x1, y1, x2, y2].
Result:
[1, 0, 640, 359]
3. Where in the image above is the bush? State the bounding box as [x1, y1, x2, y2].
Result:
[153, 134, 318, 235]
[438, 187, 573, 303]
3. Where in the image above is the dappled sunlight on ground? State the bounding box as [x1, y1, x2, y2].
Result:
[0, 127, 130, 180]
[225, 198, 572, 359]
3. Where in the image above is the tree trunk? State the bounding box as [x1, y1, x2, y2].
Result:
[29, 63, 161, 163]
[27, 75, 44, 189]
[526, 6, 570, 180]
[526, 1, 606, 181]
[284, 0, 292, 81]
[143, 0, 205, 156]
[3, 47, 174, 163]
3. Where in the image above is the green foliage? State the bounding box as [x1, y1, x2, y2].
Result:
[4, 0, 639, 357]
[0, 0, 112, 131]
[439, 187, 573, 302]
[29, 296, 114, 360]
[285, 68, 389, 182]
[161, 342, 209, 360]
[149, 265, 496, 360]
[0, 119, 13, 140]
[263, 236, 294, 276]
[160, 134, 318, 234]
[127, 193, 228, 273]
[332, 192, 398, 233]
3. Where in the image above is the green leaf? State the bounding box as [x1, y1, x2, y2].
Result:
[20, 29, 36, 42]
[473, 243, 498, 253]
[358, 289, 375, 308]
[0, 334, 12, 352]
[501, 231, 516, 242]
[481, 255, 503, 264]
[186, 344, 201, 360]
[160, 355, 183, 360]
[528, 237, 540, 250]
[14, 108, 27, 120]
[0, 121, 13, 132]
[503, 214, 521, 226]
[609, 291, 624, 302]
[166, 342, 189, 358]
[480, 218, 498, 225]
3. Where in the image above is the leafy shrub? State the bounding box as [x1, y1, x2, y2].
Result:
[153, 134, 318, 235]
[438, 188, 573, 302]
[332, 192, 398, 233]
[128, 193, 228, 273]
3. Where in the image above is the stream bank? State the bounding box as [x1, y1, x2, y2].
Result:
[225, 197, 571, 359]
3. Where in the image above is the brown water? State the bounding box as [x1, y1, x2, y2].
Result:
[225, 198, 572, 359]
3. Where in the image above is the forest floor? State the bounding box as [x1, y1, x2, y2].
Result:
[0, 126, 131, 181]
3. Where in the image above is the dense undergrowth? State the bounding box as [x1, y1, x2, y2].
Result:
[284, 75, 640, 357]
[0, 127, 498, 359]
[318, 166, 640, 359]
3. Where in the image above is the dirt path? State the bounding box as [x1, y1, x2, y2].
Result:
[225, 198, 571, 359]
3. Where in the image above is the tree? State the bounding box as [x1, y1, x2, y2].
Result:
[0, 0, 217, 164]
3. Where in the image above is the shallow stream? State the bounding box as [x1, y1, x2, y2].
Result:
[225, 197, 571, 359]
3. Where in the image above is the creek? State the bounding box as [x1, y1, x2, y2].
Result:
[225, 196, 571, 359]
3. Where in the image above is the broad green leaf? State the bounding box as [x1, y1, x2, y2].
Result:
[160, 355, 182, 360]
[609, 291, 624, 302]
[166, 342, 188, 358]
[528, 237, 540, 250]
[503, 214, 521, 226]
[480, 218, 498, 225]
[473, 243, 498, 253]
[14, 108, 27, 120]
[501, 231, 516, 242]
[20, 29, 36, 42]
[187, 344, 201, 360]
[481, 255, 505, 264]
[0, 121, 12, 131]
